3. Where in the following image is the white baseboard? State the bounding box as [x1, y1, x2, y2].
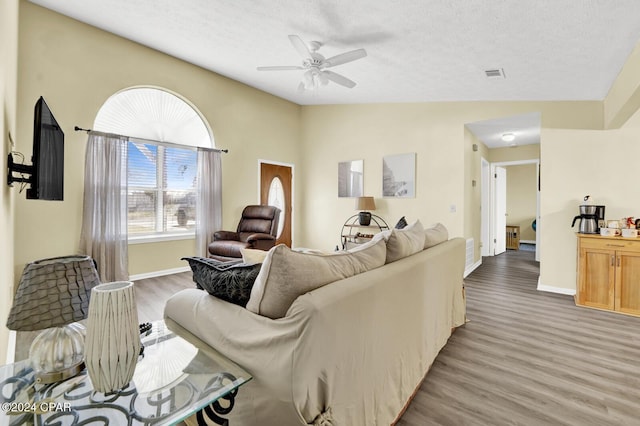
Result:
[537, 277, 576, 295]
[130, 266, 190, 281]
[464, 259, 482, 278]
[520, 240, 536, 244]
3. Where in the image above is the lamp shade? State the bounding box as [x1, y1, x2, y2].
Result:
[355, 196, 376, 211]
[6, 255, 100, 331]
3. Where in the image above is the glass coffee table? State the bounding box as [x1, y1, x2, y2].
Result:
[0, 320, 251, 425]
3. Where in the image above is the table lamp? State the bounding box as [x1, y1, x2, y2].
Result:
[6, 255, 100, 384]
[356, 196, 376, 226]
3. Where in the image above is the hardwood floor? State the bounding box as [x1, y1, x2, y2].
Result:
[14, 272, 194, 361]
[14, 251, 640, 425]
[133, 271, 194, 323]
[397, 249, 640, 426]
[128, 250, 640, 425]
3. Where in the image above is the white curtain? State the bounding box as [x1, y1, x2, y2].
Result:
[196, 149, 222, 257]
[79, 132, 129, 282]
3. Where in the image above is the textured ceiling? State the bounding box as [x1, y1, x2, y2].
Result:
[27, 0, 640, 148]
[28, 0, 640, 107]
[466, 112, 541, 149]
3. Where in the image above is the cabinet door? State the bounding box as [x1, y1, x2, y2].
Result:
[615, 250, 640, 315]
[578, 247, 615, 310]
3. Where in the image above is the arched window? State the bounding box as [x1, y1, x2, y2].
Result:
[94, 87, 214, 240]
[94, 87, 213, 148]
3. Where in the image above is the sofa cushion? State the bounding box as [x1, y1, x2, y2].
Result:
[246, 238, 386, 319]
[385, 220, 425, 263]
[424, 223, 449, 249]
[182, 257, 261, 307]
[241, 248, 269, 265]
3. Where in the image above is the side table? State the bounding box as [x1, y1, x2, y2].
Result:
[340, 214, 389, 250]
[0, 320, 251, 425]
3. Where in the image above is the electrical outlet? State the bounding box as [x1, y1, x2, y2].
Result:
[449, 204, 457, 213]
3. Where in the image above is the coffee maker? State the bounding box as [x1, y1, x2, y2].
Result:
[571, 197, 605, 234]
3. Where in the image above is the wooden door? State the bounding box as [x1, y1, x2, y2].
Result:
[615, 250, 640, 315]
[260, 162, 292, 247]
[578, 247, 615, 310]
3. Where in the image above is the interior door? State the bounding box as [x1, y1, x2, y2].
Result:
[494, 166, 507, 255]
[481, 158, 490, 257]
[535, 162, 541, 262]
[260, 162, 292, 247]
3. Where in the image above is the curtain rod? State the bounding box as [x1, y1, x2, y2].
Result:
[74, 126, 228, 153]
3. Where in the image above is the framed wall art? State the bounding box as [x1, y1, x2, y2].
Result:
[382, 153, 415, 198]
[338, 159, 364, 197]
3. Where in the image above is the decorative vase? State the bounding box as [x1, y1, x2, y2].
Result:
[358, 211, 372, 226]
[84, 281, 141, 393]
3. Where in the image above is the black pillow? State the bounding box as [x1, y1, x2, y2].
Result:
[181, 257, 261, 307]
[395, 216, 408, 229]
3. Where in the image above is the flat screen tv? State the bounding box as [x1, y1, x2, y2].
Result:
[7, 97, 65, 200]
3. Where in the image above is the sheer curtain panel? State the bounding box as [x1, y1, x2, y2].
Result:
[196, 149, 222, 257]
[79, 132, 129, 281]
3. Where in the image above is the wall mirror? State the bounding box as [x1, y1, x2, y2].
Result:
[338, 159, 363, 198]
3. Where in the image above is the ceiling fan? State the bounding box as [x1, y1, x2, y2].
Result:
[257, 35, 367, 92]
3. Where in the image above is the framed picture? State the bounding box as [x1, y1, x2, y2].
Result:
[383, 153, 415, 198]
[338, 159, 364, 197]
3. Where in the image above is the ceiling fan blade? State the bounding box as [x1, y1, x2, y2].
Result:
[324, 48, 367, 67]
[288, 35, 311, 58]
[323, 70, 357, 88]
[257, 65, 304, 71]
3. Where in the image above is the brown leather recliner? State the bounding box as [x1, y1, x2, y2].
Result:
[208, 205, 281, 261]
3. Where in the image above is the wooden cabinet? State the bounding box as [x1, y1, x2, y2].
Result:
[506, 225, 520, 250]
[576, 234, 640, 316]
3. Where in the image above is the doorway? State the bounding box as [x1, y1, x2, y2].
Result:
[259, 161, 293, 247]
[488, 160, 540, 261]
[494, 166, 507, 255]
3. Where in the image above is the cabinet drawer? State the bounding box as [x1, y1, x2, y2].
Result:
[579, 237, 640, 251]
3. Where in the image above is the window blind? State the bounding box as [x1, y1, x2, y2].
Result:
[127, 139, 198, 236]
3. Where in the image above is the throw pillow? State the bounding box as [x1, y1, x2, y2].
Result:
[372, 229, 392, 243]
[424, 223, 449, 249]
[246, 239, 386, 319]
[394, 216, 408, 229]
[385, 220, 426, 263]
[240, 248, 268, 265]
[182, 257, 261, 307]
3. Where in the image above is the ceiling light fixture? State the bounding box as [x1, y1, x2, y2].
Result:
[501, 133, 515, 142]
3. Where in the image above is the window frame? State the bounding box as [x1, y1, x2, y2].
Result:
[126, 138, 198, 243]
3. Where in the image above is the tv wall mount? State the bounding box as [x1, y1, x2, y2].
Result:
[7, 152, 34, 187]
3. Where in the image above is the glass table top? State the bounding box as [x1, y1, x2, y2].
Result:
[0, 320, 251, 425]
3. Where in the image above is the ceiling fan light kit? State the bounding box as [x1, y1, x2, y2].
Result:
[257, 35, 367, 92]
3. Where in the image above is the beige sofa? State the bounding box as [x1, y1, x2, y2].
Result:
[164, 233, 466, 425]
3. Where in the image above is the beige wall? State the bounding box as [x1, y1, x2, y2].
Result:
[464, 128, 489, 263]
[15, 2, 301, 278]
[11, 1, 640, 306]
[1, 0, 19, 363]
[540, 127, 640, 292]
[490, 143, 540, 163]
[604, 41, 640, 129]
[505, 164, 537, 242]
[299, 102, 601, 252]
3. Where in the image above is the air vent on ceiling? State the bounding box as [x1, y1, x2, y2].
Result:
[485, 68, 506, 79]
